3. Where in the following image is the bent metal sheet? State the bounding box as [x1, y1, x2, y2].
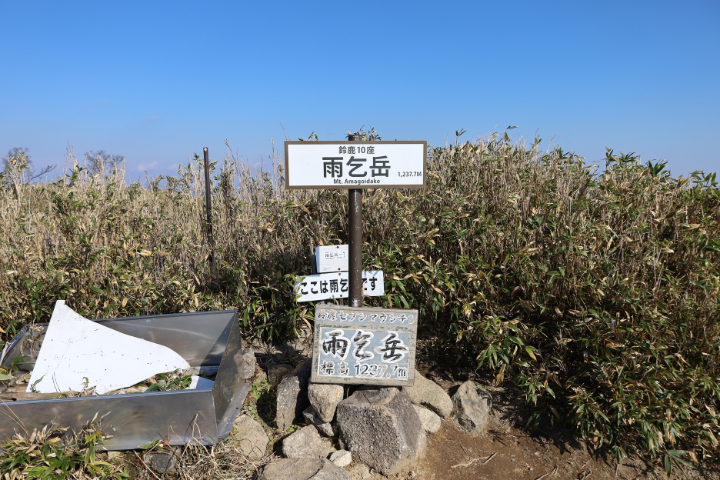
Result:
[310, 305, 418, 386]
[284, 141, 426, 189]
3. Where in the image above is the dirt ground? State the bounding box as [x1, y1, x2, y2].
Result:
[336, 358, 720, 480]
[343, 418, 715, 480]
[342, 397, 719, 480]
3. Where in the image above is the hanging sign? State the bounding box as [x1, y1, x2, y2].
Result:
[295, 271, 384, 303]
[284, 141, 427, 189]
[310, 305, 418, 386]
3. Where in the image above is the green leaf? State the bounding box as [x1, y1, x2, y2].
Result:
[525, 346, 537, 361]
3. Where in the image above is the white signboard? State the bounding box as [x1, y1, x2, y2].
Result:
[295, 271, 384, 302]
[316, 245, 349, 273]
[284, 141, 426, 189]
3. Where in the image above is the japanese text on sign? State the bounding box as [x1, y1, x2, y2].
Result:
[284, 141, 426, 189]
[315, 245, 349, 273]
[311, 305, 418, 386]
[295, 271, 384, 303]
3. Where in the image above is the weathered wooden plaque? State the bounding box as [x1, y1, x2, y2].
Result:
[310, 305, 418, 386]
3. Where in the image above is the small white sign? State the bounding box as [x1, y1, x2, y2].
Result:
[295, 271, 384, 302]
[284, 141, 426, 189]
[316, 245, 349, 273]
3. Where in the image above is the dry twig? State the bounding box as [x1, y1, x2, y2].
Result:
[451, 452, 496, 469]
[535, 465, 558, 480]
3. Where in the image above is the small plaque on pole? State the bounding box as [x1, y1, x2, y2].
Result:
[310, 305, 418, 386]
[284, 141, 426, 189]
[315, 244, 349, 273]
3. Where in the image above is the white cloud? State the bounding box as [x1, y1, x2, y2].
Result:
[137, 161, 157, 172]
[168, 163, 180, 171]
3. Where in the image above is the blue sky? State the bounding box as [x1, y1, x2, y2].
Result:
[1, 1, 718, 178]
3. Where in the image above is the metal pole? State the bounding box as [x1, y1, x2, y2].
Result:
[203, 147, 217, 284]
[347, 134, 363, 307]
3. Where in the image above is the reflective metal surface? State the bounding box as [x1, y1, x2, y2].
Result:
[0, 310, 250, 450]
[212, 317, 252, 438]
[94, 311, 235, 367]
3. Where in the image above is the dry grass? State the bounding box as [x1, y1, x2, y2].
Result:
[1, 130, 718, 476]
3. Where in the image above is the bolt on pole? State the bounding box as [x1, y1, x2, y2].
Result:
[347, 134, 363, 307]
[203, 147, 217, 284]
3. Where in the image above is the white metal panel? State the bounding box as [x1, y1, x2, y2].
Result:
[315, 244, 349, 273]
[295, 271, 384, 302]
[286, 142, 425, 189]
[27, 301, 191, 394]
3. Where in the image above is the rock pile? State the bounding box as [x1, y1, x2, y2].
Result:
[257, 361, 494, 479]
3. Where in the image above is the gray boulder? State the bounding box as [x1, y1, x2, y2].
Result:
[308, 383, 344, 423]
[303, 406, 337, 437]
[329, 449, 352, 468]
[142, 450, 177, 473]
[260, 458, 348, 480]
[233, 414, 269, 459]
[276, 359, 312, 431]
[413, 405, 441, 433]
[282, 425, 332, 459]
[403, 373, 453, 418]
[336, 387, 425, 475]
[452, 381, 493, 434]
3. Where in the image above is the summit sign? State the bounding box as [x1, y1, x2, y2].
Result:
[284, 141, 427, 189]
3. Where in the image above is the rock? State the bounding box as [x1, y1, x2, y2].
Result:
[237, 346, 257, 381]
[260, 458, 348, 480]
[413, 405, 441, 433]
[308, 383, 344, 423]
[276, 359, 312, 431]
[107, 451, 123, 460]
[451, 381, 493, 434]
[336, 387, 425, 476]
[268, 363, 293, 387]
[303, 406, 337, 437]
[403, 373, 453, 418]
[282, 425, 332, 459]
[329, 449, 352, 468]
[233, 414, 269, 459]
[345, 463, 372, 480]
[142, 450, 177, 473]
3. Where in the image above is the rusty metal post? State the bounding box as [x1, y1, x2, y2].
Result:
[347, 134, 363, 307]
[203, 147, 217, 283]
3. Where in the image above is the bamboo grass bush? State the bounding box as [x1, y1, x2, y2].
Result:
[1, 133, 718, 472]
